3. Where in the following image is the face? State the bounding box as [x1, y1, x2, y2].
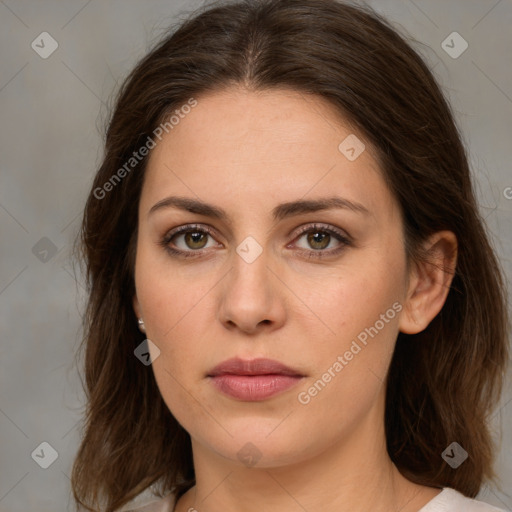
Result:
[133, 87, 411, 467]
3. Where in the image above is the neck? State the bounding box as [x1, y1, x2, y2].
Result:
[175, 400, 438, 512]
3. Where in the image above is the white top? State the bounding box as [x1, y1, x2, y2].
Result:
[116, 486, 508, 512]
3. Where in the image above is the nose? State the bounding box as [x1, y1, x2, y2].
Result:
[217, 245, 286, 335]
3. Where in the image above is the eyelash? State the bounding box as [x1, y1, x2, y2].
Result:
[159, 223, 352, 260]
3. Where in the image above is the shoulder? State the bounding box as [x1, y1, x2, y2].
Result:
[420, 488, 508, 512]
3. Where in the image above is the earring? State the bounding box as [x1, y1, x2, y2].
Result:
[138, 318, 146, 333]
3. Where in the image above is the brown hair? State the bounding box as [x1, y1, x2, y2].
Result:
[71, 0, 509, 510]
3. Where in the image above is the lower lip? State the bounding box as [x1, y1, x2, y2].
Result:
[209, 374, 303, 401]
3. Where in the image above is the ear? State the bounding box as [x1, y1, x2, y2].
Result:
[399, 230, 458, 334]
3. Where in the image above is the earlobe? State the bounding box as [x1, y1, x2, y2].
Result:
[399, 231, 458, 335]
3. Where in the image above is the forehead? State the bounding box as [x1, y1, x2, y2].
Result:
[149, 87, 369, 161]
[140, 87, 391, 220]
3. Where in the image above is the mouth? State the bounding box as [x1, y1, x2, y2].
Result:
[207, 358, 305, 401]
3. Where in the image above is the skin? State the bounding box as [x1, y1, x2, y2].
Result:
[132, 87, 457, 512]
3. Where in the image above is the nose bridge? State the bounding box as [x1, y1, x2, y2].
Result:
[218, 232, 284, 332]
[229, 235, 272, 300]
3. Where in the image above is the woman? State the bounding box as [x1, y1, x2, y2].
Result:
[71, 0, 510, 511]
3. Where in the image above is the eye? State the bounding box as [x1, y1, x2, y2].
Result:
[159, 223, 352, 260]
[290, 223, 351, 259]
[160, 224, 219, 258]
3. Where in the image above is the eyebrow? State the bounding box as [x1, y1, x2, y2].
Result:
[148, 196, 370, 224]
[148, 195, 370, 222]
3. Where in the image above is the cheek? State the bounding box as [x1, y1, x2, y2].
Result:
[299, 264, 403, 396]
[293, 283, 400, 440]
[134, 250, 218, 390]
[134, 241, 211, 339]
[136, 271, 212, 429]
[306, 263, 403, 339]
[138, 278, 209, 378]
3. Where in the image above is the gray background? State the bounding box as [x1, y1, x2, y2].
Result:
[0, 0, 511, 510]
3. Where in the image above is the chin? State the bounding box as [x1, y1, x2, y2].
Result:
[198, 424, 320, 469]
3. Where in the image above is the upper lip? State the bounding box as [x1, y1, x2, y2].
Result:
[208, 358, 304, 377]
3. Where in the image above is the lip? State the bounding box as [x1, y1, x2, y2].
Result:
[208, 357, 303, 377]
[207, 358, 305, 401]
